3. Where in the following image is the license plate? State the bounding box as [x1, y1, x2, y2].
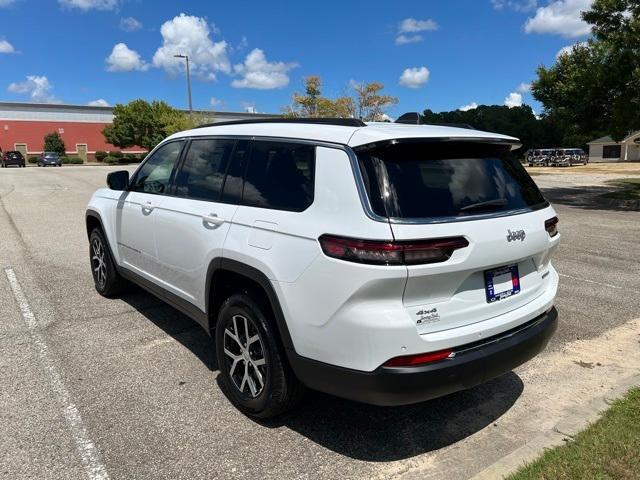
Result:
[484, 265, 520, 303]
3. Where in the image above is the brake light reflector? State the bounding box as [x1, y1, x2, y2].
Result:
[384, 349, 453, 367]
[318, 235, 469, 265]
[545, 216, 559, 237]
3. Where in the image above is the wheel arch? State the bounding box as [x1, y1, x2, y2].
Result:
[206, 258, 295, 352]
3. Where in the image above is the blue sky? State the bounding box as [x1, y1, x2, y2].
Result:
[0, 0, 592, 117]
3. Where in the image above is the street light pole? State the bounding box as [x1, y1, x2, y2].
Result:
[174, 54, 193, 116]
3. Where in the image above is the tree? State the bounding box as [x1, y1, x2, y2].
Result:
[103, 99, 198, 151]
[285, 76, 355, 118]
[422, 104, 551, 155]
[351, 81, 398, 121]
[531, 0, 640, 141]
[43, 131, 66, 155]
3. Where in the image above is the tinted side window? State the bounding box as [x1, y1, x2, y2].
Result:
[220, 140, 250, 204]
[174, 138, 235, 201]
[242, 141, 315, 212]
[130, 141, 183, 194]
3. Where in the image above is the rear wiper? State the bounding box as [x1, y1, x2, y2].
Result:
[459, 198, 508, 213]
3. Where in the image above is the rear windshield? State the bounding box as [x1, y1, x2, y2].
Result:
[356, 141, 547, 220]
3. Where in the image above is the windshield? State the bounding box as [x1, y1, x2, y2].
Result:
[44, 153, 59, 158]
[356, 141, 547, 220]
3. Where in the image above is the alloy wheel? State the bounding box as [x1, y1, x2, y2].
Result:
[91, 237, 107, 289]
[223, 314, 267, 398]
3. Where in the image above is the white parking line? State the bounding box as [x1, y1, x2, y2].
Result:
[4, 268, 110, 480]
[559, 272, 630, 291]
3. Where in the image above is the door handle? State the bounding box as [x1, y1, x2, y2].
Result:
[202, 213, 225, 227]
[141, 201, 155, 213]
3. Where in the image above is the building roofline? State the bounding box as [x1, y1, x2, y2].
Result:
[0, 100, 280, 118]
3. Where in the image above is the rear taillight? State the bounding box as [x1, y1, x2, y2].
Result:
[384, 349, 453, 367]
[545, 216, 559, 237]
[318, 235, 469, 266]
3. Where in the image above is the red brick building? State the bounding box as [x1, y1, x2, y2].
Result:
[0, 102, 276, 162]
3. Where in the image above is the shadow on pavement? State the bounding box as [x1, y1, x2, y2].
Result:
[120, 286, 524, 462]
[269, 372, 523, 462]
[119, 286, 218, 371]
[541, 185, 638, 212]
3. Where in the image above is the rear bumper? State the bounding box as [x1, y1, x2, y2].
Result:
[289, 307, 557, 406]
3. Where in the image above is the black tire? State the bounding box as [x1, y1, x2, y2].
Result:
[89, 228, 125, 297]
[215, 294, 303, 418]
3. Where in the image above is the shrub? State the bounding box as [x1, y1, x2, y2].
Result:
[68, 157, 84, 164]
[104, 156, 118, 165]
[60, 156, 70, 164]
[28, 156, 38, 164]
[109, 150, 124, 159]
[95, 151, 108, 162]
[43, 131, 66, 156]
[139, 152, 149, 161]
[125, 153, 137, 161]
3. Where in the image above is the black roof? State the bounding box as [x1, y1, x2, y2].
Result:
[196, 117, 367, 129]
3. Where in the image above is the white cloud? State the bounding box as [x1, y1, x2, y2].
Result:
[399, 18, 438, 33]
[105, 43, 148, 72]
[524, 0, 592, 38]
[120, 16, 142, 32]
[491, 0, 538, 12]
[459, 102, 478, 111]
[504, 92, 523, 108]
[0, 39, 15, 53]
[88, 99, 109, 106]
[395, 34, 424, 45]
[399, 66, 430, 88]
[210, 97, 224, 108]
[517, 82, 532, 93]
[58, 0, 118, 11]
[8, 75, 60, 103]
[556, 41, 588, 58]
[396, 17, 438, 45]
[231, 48, 297, 89]
[153, 13, 230, 81]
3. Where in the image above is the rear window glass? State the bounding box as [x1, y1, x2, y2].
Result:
[242, 141, 315, 212]
[356, 141, 547, 220]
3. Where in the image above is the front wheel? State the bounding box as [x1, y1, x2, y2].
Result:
[215, 294, 303, 418]
[89, 228, 125, 297]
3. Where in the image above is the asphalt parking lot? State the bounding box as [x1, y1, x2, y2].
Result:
[1, 165, 639, 480]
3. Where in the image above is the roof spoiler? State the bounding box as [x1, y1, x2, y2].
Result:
[395, 112, 475, 130]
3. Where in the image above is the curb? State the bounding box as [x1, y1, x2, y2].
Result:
[470, 373, 640, 480]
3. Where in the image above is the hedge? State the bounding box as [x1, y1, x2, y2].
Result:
[109, 150, 124, 159]
[68, 157, 84, 164]
[104, 156, 118, 165]
[95, 150, 108, 162]
[60, 156, 70, 164]
[28, 156, 38, 164]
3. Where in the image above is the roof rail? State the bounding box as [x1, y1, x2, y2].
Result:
[195, 117, 367, 129]
[395, 112, 423, 125]
[395, 112, 477, 130]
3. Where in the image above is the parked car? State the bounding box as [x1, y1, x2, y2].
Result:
[1, 150, 26, 168]
[38, 152, 62, 167]
[552, 148, 587, 166]
[526, 148, 554, 166]
[86, 116, 560, 418]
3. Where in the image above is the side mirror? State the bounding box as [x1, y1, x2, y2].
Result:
[106, 170, 129, 191]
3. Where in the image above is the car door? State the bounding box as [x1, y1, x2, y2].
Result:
[117, 140, 184, 280]
[153, 138, 247, 311]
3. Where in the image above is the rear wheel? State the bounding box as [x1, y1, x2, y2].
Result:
[215, 294, 303, 418]
[89, 228, 125, 297]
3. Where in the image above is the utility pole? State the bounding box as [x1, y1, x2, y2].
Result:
[174, 54, 193, 116]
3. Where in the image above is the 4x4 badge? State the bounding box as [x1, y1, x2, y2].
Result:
[507, 229, 526, 242]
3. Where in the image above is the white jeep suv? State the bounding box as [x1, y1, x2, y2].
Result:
[86, 116, 560, 418]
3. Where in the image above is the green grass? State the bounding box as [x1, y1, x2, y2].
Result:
[600, 178, 640, 200]
[508, 388, 640, 480]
